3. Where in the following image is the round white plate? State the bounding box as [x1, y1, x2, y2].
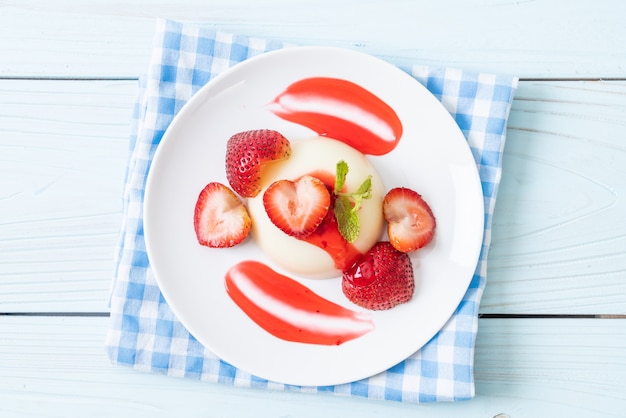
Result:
[144, 46, 484, 387]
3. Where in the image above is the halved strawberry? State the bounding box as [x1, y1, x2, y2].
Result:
[194, 182, 251, 248]
[262, 175, 331, 238]
[383, 187, 436, 253]
[342, 241, 414, 310]
[225, 129, 291, 198]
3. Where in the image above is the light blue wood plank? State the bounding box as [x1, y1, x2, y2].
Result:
[484, 80, 626, 314]
[1, 0, 625, 78]
[0, 80, 134, 312]
[0, 316, 624, 417]
[1, 2, 623, 417]
[2, 79, 626, 314]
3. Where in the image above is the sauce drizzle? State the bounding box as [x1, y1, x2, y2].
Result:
[225, 260, 374, 345]
[268, 77, 403, 155]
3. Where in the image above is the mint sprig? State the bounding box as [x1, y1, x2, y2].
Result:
[333, 160, 373, 243]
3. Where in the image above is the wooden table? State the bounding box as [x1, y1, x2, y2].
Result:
[1, 1, 625, 416]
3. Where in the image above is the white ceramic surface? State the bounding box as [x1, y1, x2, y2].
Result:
[143, 46, 484, 386]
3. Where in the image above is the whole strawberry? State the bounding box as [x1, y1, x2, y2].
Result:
[342, 241, 414, 310]
[225, 129, 291, 198]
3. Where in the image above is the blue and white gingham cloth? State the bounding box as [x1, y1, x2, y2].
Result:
[105, 18, 517, 403]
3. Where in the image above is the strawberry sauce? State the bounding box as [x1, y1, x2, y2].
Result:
[221, 77, 401, 345]
[300, 212, 363, 272]
[268, 77, 403, 155]
[300, 169, 363, 271]
[225, 260, 374, 345]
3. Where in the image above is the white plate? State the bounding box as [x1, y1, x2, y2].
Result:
[144, 46, 484, 387]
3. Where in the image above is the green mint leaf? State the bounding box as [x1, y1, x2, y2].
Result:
[332, 161, 373, 243]
[334, 160, 348, 193]
[356, 176, 372, 196]
[334, 196, 360, 243]
[352, 194, 364, 212]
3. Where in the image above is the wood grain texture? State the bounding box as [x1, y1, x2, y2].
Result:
[0, 316, 624, 417]
[1, 0, 625, 78]
[483, 80, 626, 314]
[0, 80, 134, 312]
[1, 1, 625, 416]
[2, 78, 625, 314]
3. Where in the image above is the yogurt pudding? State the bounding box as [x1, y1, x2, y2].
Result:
[247, 137, 385, 278]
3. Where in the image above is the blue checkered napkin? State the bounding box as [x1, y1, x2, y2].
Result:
[105, 18, 517, 403]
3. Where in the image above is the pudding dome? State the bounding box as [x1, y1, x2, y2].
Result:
[247, 137, 385, 278]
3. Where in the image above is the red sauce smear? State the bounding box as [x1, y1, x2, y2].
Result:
[268, 77, 403, 155]
[300, 170, 363, 271]
[225, 260, 374, 345]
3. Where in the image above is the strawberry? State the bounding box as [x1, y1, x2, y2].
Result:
[225, 129, 291, 198]
[263, 175, 331, 238]
[383, 187, 436, 253]
[342, 241, 414, 310]
[194, 182, 252, 248]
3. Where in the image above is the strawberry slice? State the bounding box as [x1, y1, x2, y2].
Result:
[383, 187, 436, 253]
[225, 129, 291, 198]
[262, 175, 331, 238]
[194, 182, 252, 248]
[342, 241, 414, 310]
